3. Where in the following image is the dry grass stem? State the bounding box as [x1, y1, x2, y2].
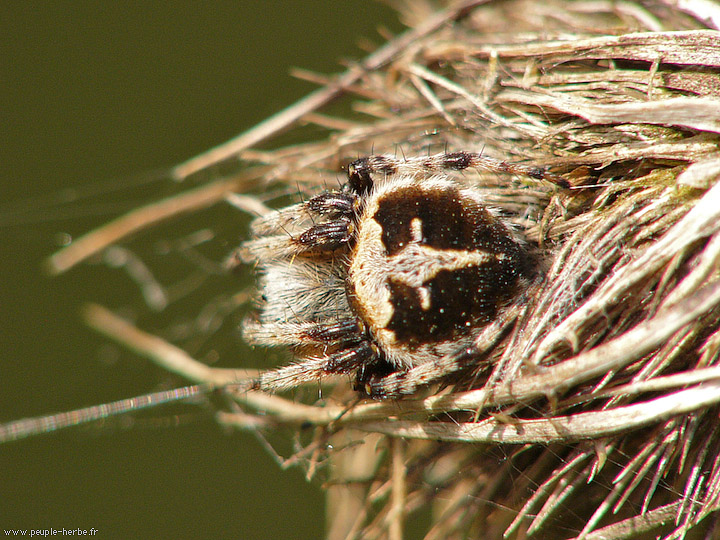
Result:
[46, 170, 269, 275]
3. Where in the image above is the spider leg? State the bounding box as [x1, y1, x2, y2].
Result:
[243, 319, 362, 347]
[364, 357, 452, 399]
[240, 190, 358, 261]
[249, 190, 357, 237]
[365, 306, 522, 399]
[251, 341, 376, 392]
[441, 151, 570, 189]
[348, 151, 569, 191]
[239, 217, 354, 260]
[305, 190, 357, 216]
[354, 357, 399, 395]
[249, 202, 311, 237]
[245, 317, 377, 392]
[296, 217, 354, 251]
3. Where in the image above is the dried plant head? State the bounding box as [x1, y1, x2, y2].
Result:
[5, 1, 720, 539]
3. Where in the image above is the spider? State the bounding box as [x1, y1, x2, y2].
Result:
[239, 152, 568, 399]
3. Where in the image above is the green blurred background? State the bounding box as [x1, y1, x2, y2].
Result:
[0, 2, 401, 538]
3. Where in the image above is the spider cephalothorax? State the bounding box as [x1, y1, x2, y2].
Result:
[239, 152, 566, 398]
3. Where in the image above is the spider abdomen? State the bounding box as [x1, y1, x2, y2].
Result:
[347, 175, 529, 369]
